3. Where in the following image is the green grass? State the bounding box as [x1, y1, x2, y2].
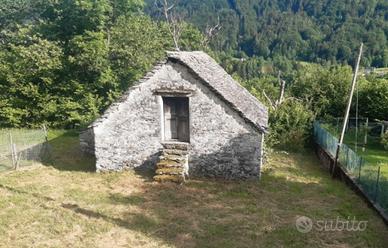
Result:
[344, 132, 388, 177]
[343, 131, 388, 166]
[321, 123, 388, 176]
[0, 131, 387, 247]
[373, 67, 388, 75]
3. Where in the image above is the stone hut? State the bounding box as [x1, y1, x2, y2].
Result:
[80, 51, 268, 181]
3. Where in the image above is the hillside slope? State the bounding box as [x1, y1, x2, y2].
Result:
[146, 0, 388, 67]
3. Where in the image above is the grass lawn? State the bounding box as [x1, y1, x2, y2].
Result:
[341, 129, 388, 178]
[321, 123, 388, 176]
[0, 131, 387, 247]
[344, 134, 388, 177]
[343, 132, 388, 166]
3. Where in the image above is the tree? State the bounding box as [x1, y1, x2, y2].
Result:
[0, 0, 206, 127]
[0, 26, 63, 127]
[290, 64, 353, 118]
[109, 15, 171, 89]
[358, 76, 388, 120]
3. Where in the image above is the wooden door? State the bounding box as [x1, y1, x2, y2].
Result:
[177, 98, 189, 142]
[163, 97, 189, 142]
[164, 98, 178, 140]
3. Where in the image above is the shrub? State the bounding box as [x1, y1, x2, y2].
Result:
[266, 99, 315, 151]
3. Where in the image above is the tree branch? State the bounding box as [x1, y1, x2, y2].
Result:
[263, 90, 275, 110]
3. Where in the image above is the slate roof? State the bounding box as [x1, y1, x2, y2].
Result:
[168, 51, 268, 132]
[90, 51, 268, 132]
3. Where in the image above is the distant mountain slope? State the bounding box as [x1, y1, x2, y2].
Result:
[145, 0, 388, 67]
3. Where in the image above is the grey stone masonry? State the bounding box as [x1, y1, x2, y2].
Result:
[80, 51, 268, 179]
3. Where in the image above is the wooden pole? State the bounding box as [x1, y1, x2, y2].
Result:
[332, 43, 363, 177]
[12, 143, 19, 170]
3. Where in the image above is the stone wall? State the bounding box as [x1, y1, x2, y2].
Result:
[83, 61, 264, 179]
[80, 128, 95, 155]
[315, 145, 334, 172]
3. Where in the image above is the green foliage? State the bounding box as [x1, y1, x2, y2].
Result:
[0, 26, 63, 127]
[109, 16, 170, 89]
[290, 64, 353, 118]
[146, 0, 388, 67]
[110, 0, 144, 20]
[358, 76, 388, 120]
[0, 0, 49, 29]
[267, 100, 315, 151]
[178, 23, 206, 51]
[240, 71, 317, 150]
[240, 75, 279, 106]
[0, 0, 204, 128]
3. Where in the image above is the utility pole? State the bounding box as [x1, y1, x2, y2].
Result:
[332, 43, 363, 177]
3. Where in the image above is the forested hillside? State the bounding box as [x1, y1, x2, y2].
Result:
[146, 0, 388, 67]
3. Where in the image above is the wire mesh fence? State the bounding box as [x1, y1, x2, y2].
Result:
[314, 121, 388, 212]
[322, 117, 387, 139]
[0, 128, 49, 172]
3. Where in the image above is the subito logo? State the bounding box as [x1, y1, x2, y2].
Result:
[295, 216, 313, 233]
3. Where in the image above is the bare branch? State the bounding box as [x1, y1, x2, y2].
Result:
[202, 16, 222, 47]
[262, 90, 275, 110]
[166, 4, 175, 12]
[275, 71, 286, 107]
[158, 0, 182, 51]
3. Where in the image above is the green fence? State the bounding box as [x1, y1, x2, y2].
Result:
[314, 121, 388, 213]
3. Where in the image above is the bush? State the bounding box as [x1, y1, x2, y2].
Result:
[382, 131, 388, 150]
[266, 99, 315, 151]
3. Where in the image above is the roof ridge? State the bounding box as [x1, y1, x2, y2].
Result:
[88, 51, 268, 132]
[167, 51, 268, 132]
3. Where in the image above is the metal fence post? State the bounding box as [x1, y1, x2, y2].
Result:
[358, 158, 363, 182]
[8, 132, 16, 168]
[374, 166, 381, 202]
[343, 146, 349, 169]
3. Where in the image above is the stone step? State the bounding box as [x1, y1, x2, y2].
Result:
[154, 175, 185, 184]
[156, 160, 182, 168]
[162, 142, 189, 151]
[159, 154, 187, 163]
[156, 167, 184, 175]
[163, 149, 189, 156]
[155, 143, 189, 183]
[156, 162, 184, 169]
